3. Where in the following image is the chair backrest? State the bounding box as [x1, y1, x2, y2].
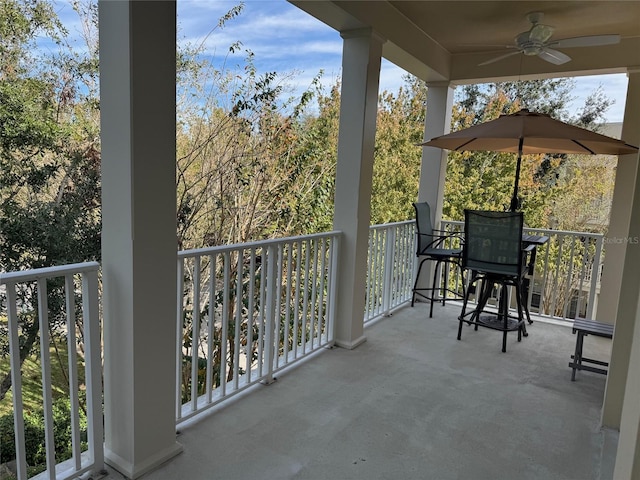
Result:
[463, 209, 524, 276]
[413, 202, 435, 254]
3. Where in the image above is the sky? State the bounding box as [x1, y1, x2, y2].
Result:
[53, 0, 628, 123]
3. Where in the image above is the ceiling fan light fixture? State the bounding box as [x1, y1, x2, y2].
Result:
[529, 23, 554, 43]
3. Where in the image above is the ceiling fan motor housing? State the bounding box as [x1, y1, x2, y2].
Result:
[516, 21, 555, 55]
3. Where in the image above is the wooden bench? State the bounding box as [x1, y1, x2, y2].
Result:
[569, 318, 614, 381]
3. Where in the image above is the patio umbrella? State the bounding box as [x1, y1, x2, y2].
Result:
[420, 109, 639, 211]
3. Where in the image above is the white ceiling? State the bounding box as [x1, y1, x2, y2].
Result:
[289, 1, 640, 85]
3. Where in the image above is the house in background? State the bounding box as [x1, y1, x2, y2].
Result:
[94, 1, 640, 478]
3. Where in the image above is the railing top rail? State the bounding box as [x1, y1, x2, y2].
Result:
[441, 219, 604, 239]
[178, 230, 342, 259]
[0, 261, 100, 285]
[369, 220, 414, 230]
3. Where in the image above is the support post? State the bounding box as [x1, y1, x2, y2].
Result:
[99, 1, 182, 477]
[332, 28, 384, 349]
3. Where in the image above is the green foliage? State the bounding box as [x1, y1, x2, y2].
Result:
[0, 0, 100, 410]
[0, 0, 65, 79]
[0, 397, 88, 469]
[175, 11, 333, 250]
[371, 76, 426, 224]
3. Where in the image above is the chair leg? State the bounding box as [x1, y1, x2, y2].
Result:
[458, 263, 466, 305]
[441, 261, 448, 307]
[429, 260, 441, 318]
[474, 279, 493, 331]
[411, 258, 427, 307]
[499, 283, 509, 352]
[521, 277, 534, 324]
[515, 283, 528, 338]
[457, 274, 475, 340]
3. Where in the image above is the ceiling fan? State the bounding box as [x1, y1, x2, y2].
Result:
[478, 12, 621, 66]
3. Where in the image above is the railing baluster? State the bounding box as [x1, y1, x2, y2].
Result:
[247, 249, 256, 382]
[257, 247, 266, 377]
[220, 252, 230, 397]
[206, 255, 215, 403]
[367, 230, 374, 317]
[190, 256, 201, 410]
[284, 244, 293, 360]
[382, 227, 396, 315]
[550, 235, 564, 317]
[563, 238, 577, 318]
[310, 239, 319, 348]
[588, 236, 604, 319]
[37, 278, 56, 479]
[263, 245, 277, 384]
[64, 274, 82, 471]
[327, 236, 339, 341]
[302, 241, 311, 354]
[273, 244, 284, 368]
[293, 241, 302, 359]
[6, 281, 28, 480]
[318, 238, 327, 344]
[82, 268, 104, 474]
[234, 250, 243, 389]
[575, 237, 589, 318]
[176, 258, 185, 417]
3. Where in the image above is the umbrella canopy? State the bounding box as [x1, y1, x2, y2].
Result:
[420, 109, 639, 210]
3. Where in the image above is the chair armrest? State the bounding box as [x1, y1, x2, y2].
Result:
[417, 230, 463, 251]
[433, 229, 464, 243]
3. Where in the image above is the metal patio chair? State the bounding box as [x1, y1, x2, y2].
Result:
[457, 209, 533, 352]
[411, 201, 464, 318]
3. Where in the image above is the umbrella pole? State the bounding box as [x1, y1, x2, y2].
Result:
[510, 139, 524, 211]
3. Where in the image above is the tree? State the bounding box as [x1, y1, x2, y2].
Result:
[371, 76, 426, 224]
[173, 7, 337, 397]
[0, 0, 101, 402]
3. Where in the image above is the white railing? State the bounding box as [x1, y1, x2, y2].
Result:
[441, 221, 604, 322]
[364, 221, 416, 324]
[0, 263, 104, 480]
[176, 232, 340, 424]
[0, 221, 606, 476]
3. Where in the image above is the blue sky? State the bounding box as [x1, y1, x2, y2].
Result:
[53, 0, 628, 122]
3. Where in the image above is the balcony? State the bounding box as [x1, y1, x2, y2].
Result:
[1, 307, 616, 478]
[1, 223, 615, 480]
[103, 301, 616, 480]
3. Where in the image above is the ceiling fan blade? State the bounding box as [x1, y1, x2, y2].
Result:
[478, 50, 521, 66]
[538, 48, 571, 65]
[550, 34, 621, 49]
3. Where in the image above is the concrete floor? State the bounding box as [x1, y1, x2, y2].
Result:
[105, 302, 617, 480]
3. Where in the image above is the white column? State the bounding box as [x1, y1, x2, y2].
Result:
[598, 73, 638, 325]
[414, 83, 454, 292]
[332, 28, 384, 349]
[417, 82, 455, 226]
[607, 69, 640, 479]
[602, 69, 640, 430]
[99, 2, 182, 478]
[613, 297, 640, 478]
